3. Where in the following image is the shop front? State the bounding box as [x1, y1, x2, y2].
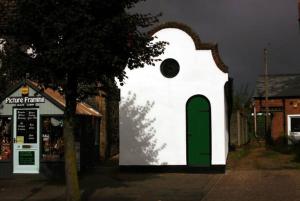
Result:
[0, 80, 101, 177]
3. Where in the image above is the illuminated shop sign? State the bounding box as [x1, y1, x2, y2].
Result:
[21, 85, 29, 96]
[5, 97, 45, 104]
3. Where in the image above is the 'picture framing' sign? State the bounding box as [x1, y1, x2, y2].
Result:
[5, 97, 45, 104]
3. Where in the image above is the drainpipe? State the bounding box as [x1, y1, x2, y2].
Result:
[237, 110, 241, 146]
[253, 103, 258, 138]
[283, 98, 286, 138]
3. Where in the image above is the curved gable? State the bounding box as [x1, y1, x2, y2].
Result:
[149, 22, 228, 73]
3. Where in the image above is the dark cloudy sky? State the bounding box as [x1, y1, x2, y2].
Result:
[136, 0, 300, 90]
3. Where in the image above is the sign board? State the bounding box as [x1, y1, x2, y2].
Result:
[5, 97, 45, 104]
[19, 151, 35, 165]
[21, 85, 29, 96]
[16, 136, 24, 143]
[16, 110, 37, 143]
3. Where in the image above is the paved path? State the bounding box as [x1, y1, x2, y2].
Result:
[2, 143, 300, 201]
[0, 168, 221, 201]
[204, 170, 300, 201]
[80, 168, 222, 201]
[2, 168, 300, 201]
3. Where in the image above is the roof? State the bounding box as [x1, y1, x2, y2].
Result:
[148, 21, 228, 73]
[40, 85, 101, 117]
[253, 74, 300, 98]
[1, 80, 101, 117]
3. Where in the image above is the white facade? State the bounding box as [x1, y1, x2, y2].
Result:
[119, 23, 229, 166]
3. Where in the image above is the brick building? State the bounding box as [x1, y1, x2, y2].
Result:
[253, 74, 300, 143]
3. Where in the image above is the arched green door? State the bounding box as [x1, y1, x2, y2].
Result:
[186, 95, 211, 166]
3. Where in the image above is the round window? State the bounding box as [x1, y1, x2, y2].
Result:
[160, 58, 180, 78]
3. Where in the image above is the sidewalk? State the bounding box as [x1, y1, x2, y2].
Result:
[0, 167, 221, 201]
[2, 144, 300, 201]
[2, 168, 300, 201]
[0, 174, 65, 201]
[203, 169, 300, 201]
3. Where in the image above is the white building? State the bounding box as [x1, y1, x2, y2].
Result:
[119, 22, 230, 169]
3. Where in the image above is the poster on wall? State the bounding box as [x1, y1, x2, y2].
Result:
[19, 151, 35, 165]
[16, 110, 37, 143]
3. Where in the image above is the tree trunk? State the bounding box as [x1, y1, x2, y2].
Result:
[63, 76, 81, 201]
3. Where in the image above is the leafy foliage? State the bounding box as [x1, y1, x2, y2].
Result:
[0, 0, 166, 91]
[232, 84, 253, 112]
[0, 1, 166, 200]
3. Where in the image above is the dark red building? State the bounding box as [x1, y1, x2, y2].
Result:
[253, 74, 300, 143]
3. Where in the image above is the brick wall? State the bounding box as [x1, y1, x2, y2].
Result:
[94, 93, 108, 160]
[284, 98, 300, 116]
[255, 99, 283, 110]
[254, 98, 300, 141]
[93, 87, 120, 161]
[271, 112, 284, 140]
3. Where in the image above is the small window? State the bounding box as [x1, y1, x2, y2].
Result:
[41, 117, 64, 161]
[160, 58, 180, 78]
[0, 117, 12, 161]
[291, 117, 300, 132]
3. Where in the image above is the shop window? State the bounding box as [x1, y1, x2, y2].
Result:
[291, 117, 300, 132]
[41, 117, 64, 161]
[0, 117, 12, 161]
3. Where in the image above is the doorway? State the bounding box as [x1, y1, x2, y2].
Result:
[13, 108, 40, 174]
[186, 95, 211, 166]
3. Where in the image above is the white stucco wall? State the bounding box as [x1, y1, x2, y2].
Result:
[119, 28, 229, 166]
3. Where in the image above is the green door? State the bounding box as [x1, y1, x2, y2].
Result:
[186, 95, 211, 166]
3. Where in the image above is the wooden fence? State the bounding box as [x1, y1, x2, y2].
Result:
[230, 110, 249, 146]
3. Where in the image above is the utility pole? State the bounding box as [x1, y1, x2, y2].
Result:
[298, 0, 300, 27]
[264, 48, 269, 140]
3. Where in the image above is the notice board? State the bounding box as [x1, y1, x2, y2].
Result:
[16, 110, 37, 143]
